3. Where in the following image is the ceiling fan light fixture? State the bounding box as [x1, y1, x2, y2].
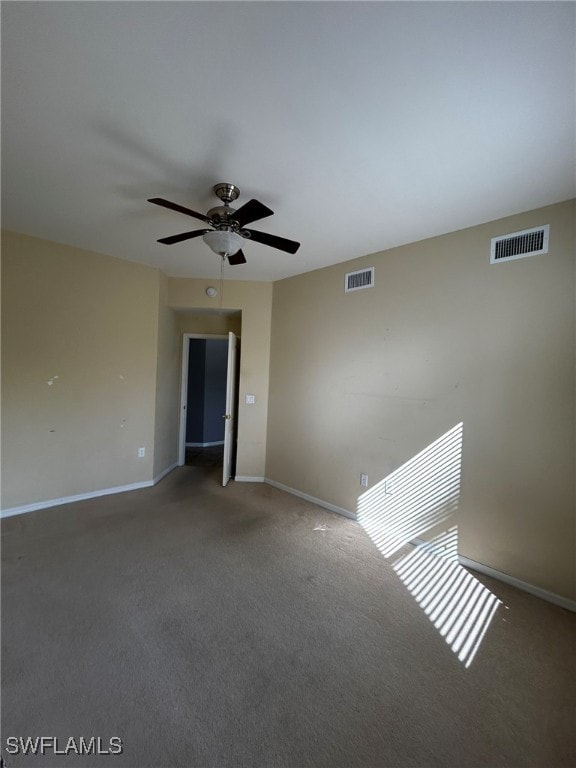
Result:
[202, 229, 243, 256]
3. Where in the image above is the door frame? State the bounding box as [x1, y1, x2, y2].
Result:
[178, 333, 229, 467]
[222, 331, 238, 487]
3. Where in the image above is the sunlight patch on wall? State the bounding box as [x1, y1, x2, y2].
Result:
[357, 423, 464, 557]
[357, 423, 502, 667]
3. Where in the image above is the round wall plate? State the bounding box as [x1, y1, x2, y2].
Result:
[206, 286, 218, 298]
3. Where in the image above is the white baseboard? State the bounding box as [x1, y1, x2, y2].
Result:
[1, 462, 179, 519]
[405, 537, 575, 613]
[264, 478, 356, 520]
[186, 441, 224, 448]
[1, 480, 153, 518]
[458, 554, 576, 613]
[234, 476, 265, 483]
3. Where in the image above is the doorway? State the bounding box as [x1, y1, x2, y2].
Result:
[178, 332, 240, 485]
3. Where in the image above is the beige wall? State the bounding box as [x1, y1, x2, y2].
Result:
[177, 311, 241, 338]
[1, 231, 161, 509]
[0, 234, 273, 507]
[266, 200, 575, 600]
[168, 278, 273, 479]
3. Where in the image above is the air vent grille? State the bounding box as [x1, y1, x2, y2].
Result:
[490, 225, 549, 264]
[345, 267, 375, 292]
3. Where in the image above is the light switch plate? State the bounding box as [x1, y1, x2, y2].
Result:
[245, 394, 256, 405]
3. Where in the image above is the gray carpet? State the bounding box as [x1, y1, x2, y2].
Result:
[1, 467, 574, 768]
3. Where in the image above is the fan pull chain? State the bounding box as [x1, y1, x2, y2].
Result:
[219, 256, 225, 308]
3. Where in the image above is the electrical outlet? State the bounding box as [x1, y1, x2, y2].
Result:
[138, 447, 145, 458]
[360, 473, 368, 487]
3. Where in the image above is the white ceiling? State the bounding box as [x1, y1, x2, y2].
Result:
[2, 1, 575, 282]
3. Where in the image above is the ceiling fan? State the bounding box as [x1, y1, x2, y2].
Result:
[148, 183, 300, 265]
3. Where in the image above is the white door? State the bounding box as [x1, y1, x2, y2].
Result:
[222, 331, 238, 486]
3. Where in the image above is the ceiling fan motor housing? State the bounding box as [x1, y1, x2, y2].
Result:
[208, 184, 243, 230]
[206, 205, 238, 228]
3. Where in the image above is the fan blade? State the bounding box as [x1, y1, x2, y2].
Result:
[228, 249, 247, 265]
[157, 229, 209, 245]
[148, 197, 211, 223]
[244, 229, 300, 254]
[233, 199, 274, 227]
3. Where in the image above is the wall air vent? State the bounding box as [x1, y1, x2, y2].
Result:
[490, 225, 549, 264]
[345, 267, 375, 293]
